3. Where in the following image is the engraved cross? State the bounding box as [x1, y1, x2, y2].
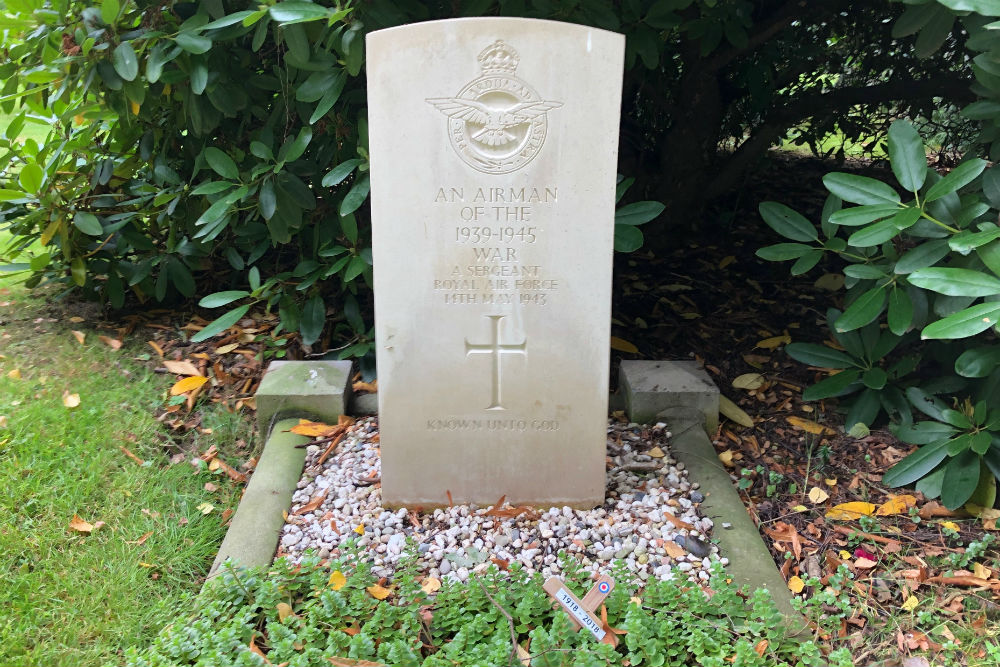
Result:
[465, 314, 526, 410]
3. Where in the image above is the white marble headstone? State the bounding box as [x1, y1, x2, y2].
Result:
[367, 18, 624, 507]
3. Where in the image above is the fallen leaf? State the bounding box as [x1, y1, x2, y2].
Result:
[825, 502, 877, 520]
[876, 495, 918, 516]
[204, 482, 218, 492]
[354, 524, 365, 535]
[329, 570, 347, 590]
[902, 658, 930, 667]
[754, 639, 768, 658]
[196, 502, 214, 515]
[941, 520, 961, 532]
[663, 540, 686, 559]
[327, 657, 385, 666]
[647, 446, 665, 458]
[855, 557, 877, 569]
[825, 478, 838, 486]
[352, 380, 377, 393]
[249, 634, 270, 664]
[68, 316, 85, 323]
[0, 416, 7, 428]
[610, 336, 638, 353]
[732, 373, 765, 390]
[719, 395, 753, 427]
[215, 343, 239, 354]
[276, 602, 293, 621]
[718, 449, 735, 467]
[98, 335, 122, 350]
[69, 514, 95, 534]
[788, 576, 805, 593]
[786, 416, 836, 435]
[808, 487, 829, 504]
[925, 575, 992, 587]
[119, 445, 145, 466]
[72, 330, 85, 344]
[516, 642, 531, 667]
[973, 562, 992, 580]
[366, 584, 391, 600]
[7, 369, 21, 379]
[170, 375, 208, 395]
[147, 340, 164, 358]
[62, 391, 81, 409]
[289, 420, 338, 437]
[756, 334, 791, 349]
[420, 577, 441, 595]
[901, 595, 920, 612]
[293, 488, 329, 516]
[126, 531, 153, 546]
[791, 504, 808, 512]
[162, 360, 201, 376]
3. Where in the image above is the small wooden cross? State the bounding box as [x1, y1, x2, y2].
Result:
[543, 574, 617, 646]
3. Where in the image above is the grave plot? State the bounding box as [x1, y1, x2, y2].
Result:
[276, 417, 724, 586]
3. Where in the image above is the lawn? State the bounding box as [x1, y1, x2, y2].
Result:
[0, 269, 248, 666]
[1, 107, 52, 146]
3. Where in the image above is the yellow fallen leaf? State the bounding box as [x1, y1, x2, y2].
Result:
[663, 539, 686, 559]
[825, 478, 838, 487]
[72, 330, 85, 345]
[68, 316, 85, 323]
[69, 514, 94, 533]
[610, 336, 638, 354]
[98, 335, 122, 350]
[420, 577, 441, 595]
[791, 504, 808, 512]
[366, 584, 391, 600]
[901, 595, 919, 612]
[289, 420, 336, 437]
[839, 550, 852, 561]
[786, 416, 836, 435]
[974, 562, 992, 580]
[732, 373, 765, 390]
[756, 334, 791, 350]
[941, 521, 960, 532]
[825, 502, 877, 520]
[196, 502, 214, 515]
[516, 642, 531, 667]
[328, 570, 347, 591]
[876, 495, 917, 516]
[787, 576, 805, 593]
[354, 524, 365, 535]
[808, 487, 829, 504]
[138, 562, 156, 568]
[63, 391, 81, 409]
[719, 395, 753, 427]
[0, 415, 7, 428]
[718, 450, 735, 467]
[630, 596, 642, 605]
[648, 446, 665, 458]
[7, 369, 21, 379]
[215, 343, 239, 354]
[276, 602, 293, 621]
[170, 375, 208, 395]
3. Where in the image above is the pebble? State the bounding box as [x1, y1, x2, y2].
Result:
[277, 417, 722, 585]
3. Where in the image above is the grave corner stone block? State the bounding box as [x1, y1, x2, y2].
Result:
[255, 360, 353, 437]
[368, 18, 625, 508]
[619, 360, 719, 434]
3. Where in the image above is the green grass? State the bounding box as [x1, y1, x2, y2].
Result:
[0, 278, 248, 666]
[1, 107, 52, 146]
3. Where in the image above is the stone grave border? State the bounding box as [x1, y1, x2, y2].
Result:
[206, 359, 805, 629]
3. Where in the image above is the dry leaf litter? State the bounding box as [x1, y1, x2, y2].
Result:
[278, 417, 723, 585]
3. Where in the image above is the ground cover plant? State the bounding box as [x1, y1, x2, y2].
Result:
[0, 271, 250, 666]
[126, 550, 853, 667]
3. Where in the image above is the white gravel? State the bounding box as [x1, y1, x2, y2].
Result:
[277, 417, 725, 585]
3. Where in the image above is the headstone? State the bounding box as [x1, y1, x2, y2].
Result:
[367, 18, 624, 507]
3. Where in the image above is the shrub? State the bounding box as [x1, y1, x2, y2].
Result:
[757, 1, 1000, 510]
[125, 550, 851, 667]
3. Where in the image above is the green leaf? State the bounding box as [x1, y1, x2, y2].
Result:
[790, 249, 823, 275]
[340, 213, 358, 245]
[0, 189, 26, 202]
[978, 239, 1000, 277]
[908, 267, 1000, 297]
[863, 367, 887, 390]
[280, 127, 312, 163]
[882, 439, 951, 487]
[308, 77, 346, 124]
[955, 346, 1000, 377]
[146, 43, 175, 83]
[924, 159, 988, 202]
[895, 421, 958, 445]
[190, 62, 207, 95]
[937, 0, 1000, 15]
[801, 369, 860, 401]
[73, 212, 103, 236]
[922, 302, 1000, 339]
[614, 224, 644, 252]
[269, 1, 331, 24]
[888, 120, 926, 193]
[191, 304, 250, 342]
[755, 243, 814, 261]
[199, 290, 250, 308]
[949, 227, 1000, 254]
[892, 2, 938, 38]
[101, 0, 120, 25]
[18, 162, 44, 194]
[191, 181, 233, 195]
[895, 240, 949, 274]
[834, 287, 887, 333]
[343, 255, 367, 282]
[823, 172, 901, 206]
[339, 175, 370, 216]
[758, 202, 817, 242]
[204, 147, 239, 180]
[259, 179, 276, 220]
[201, 11, 256, 30]
[828, 204, 900, 227]
[785, 343, 856, 369]
[845, 387, 880, 432]
[175, 33, 213, 54]
[322, 159, 362, 188]
[942, 450, 981, 511]
[166, 257, 195, 297]
[940, 408, 972, 430]
[615, 201, 665, 226]
[300, 294, 325, 345]
[112, 43, 139, 82]
[887, 287, 913, 335]
[847, 219, 901, 248]
[843, 264, 886, 280]
[70, 257, 86, 287]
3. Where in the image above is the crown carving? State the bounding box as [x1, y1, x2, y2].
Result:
[478, 40, 519, 74]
